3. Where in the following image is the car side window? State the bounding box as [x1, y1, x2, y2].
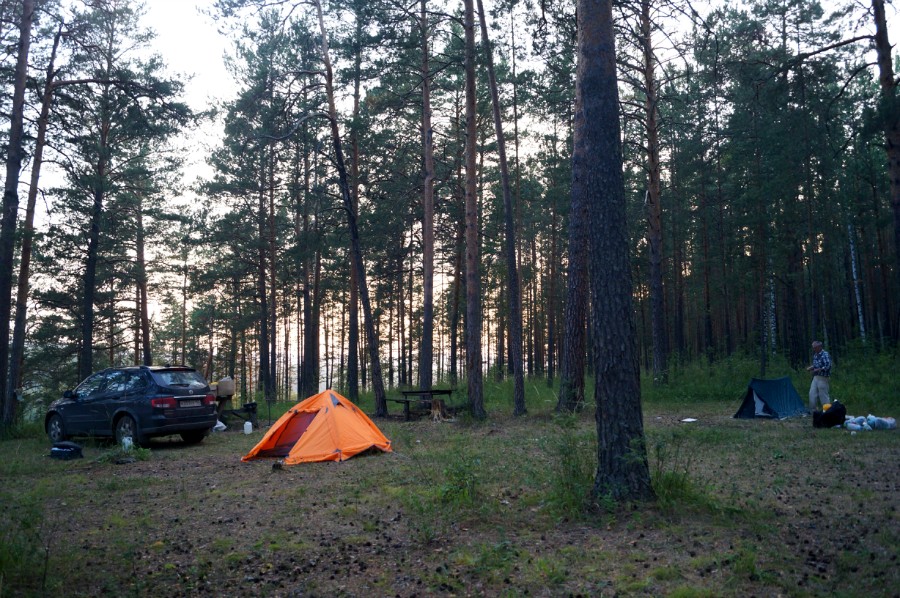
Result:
[122, 373, 148, 394]
[105, 371, 130, 394]
[75, 372, 108, 398]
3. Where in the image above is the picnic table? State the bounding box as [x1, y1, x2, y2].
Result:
[216, 396, 258, 427]
[387, 388, 456, 421]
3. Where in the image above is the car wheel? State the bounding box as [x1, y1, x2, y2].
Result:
[180, 428, 209, 444]
[47, 414, 69, 443]
[115, 415, 143, 447]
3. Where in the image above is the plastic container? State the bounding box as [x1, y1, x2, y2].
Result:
[122, 436, 133, 450]
[243, 421, 252, 434]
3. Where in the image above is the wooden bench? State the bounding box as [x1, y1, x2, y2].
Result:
[387, 389, 455, 421]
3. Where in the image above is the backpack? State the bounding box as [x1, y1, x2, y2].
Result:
[50, 441, 83, 460]
[813, 401, 846, 429]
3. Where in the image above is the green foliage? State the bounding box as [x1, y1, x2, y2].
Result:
[0, 420, 44, 442]
[438, 452, 481, 507]
[93, 444, 152, 464]
[649, 429, 710, 513]
[642, 348, 899, 417]
[642, 353, 791, 403]
[0, 484, 63, 596]
[825, 349, 900, 415]
[543, 417, 595, 519]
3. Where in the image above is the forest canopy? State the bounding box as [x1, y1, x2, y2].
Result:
[0, 0, 897, 426]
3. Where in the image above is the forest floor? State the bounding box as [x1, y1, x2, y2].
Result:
[2, 398, 898, 597]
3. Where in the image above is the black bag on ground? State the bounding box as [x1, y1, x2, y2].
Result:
[813, 401, 846, 429]
[50, 441, 83, 460]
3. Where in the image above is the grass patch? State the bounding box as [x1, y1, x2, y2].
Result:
[543, 417, 595, 519]
[93, 445, 152, 465]
[1, 355, 897, 596]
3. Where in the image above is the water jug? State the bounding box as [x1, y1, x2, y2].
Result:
[243, 421, 252, 434]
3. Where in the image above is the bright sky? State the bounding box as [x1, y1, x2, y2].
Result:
[143, 0, 233, 108]
[135, 0, 899, 197]
[141, 0, 235, 190]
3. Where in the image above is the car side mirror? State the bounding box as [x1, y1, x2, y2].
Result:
[63, 389, 75, 399]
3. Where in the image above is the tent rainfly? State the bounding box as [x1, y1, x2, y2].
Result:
[242, 390, 392, 464]
[733, 377, 807, 419]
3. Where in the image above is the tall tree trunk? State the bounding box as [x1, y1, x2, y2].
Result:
[464, 0, 485, 418]
[299, 131, 318, 398]
[301, 263, 316, 397]
[641, 0, 667, 384]
[547, 208, 557, 386]
[557, 146, 589, 411]
[579, 0, 653, 502]
[398, 248, 406, 386]
[407, 251, 414, 383]
[180, 257, 188, 364]
[267, 148, 277, 403]
[848, 222, 866, 342]
[315, 0, 386, 414]
[81, 129, 109, 380]
[256, 155, 273, 403]
[347, 13, 363, 401]
[475, 0, 524, 414]
[872, 0, 900, 286]
[0, 0, 34, 421]
[510, 11, 523, 378]
[449, 96, 464, 387]
[419, 0, 435, 391]
[449, 222, 463, 386]
[8, 20, 56, 408]
[135, 196, 152, 365]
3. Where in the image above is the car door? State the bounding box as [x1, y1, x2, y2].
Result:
[64, 372, 109, 435]
[96, 370, 134, 434]
[106, 371, 150, 423]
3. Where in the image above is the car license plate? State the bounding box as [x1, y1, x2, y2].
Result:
[180, 399, 202, 408]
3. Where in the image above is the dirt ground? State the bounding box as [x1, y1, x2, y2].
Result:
[5, 406, 899, 597]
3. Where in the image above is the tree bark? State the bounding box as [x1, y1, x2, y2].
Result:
[0, 0, 34, 422]
[348, 12, 364, 401]
[8, 20, 56, 410]
[872, 0, 900, 287]
[557, 151, 589, 412]
[80, 125, 109, 381]
[475, 0, 524, 415]
[419, 0, 435, 392]
[135, 195, 152, 366]
[314, 0, 387, 414]
[267, 145, 277, 403]
[578, 0, 654, 502]
[256, 152, 273, 403]
[640, 0, 667, 384]
[463, 0, 485, 418]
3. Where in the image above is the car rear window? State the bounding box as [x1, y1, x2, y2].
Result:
[151, 370, 208, 389]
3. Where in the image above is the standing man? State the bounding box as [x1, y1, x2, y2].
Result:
[806, 340, 832, 411]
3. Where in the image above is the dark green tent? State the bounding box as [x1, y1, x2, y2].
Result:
[733, 377, 806, 419]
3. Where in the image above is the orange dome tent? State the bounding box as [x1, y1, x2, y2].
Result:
[242, 390, 392, 464]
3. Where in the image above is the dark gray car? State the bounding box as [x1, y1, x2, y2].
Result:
[45, 366, 218, 446]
